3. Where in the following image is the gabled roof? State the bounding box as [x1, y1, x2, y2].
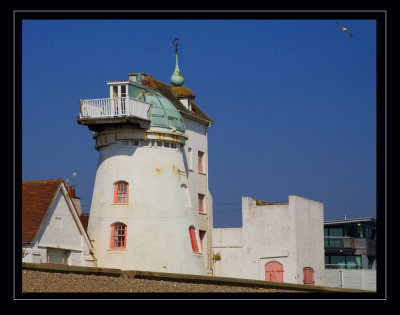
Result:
[22, 179, 63, 243]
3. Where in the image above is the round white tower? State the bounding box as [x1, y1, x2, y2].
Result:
[78, 75, 206, 275]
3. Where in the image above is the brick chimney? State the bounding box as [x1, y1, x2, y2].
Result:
[68, 186, 82, 216]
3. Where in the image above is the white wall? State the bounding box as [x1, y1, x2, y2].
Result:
[182, 116, 213, 274]
[324, 269, 376, 291]
[212, 196, 325, 285]
[87, 134, 206, 275]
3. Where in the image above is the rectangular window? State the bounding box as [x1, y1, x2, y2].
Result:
[188, 147, 193, 170]
[189, 226, 199, 253]
[198, 151, 205, 173]
[142, 140, 150, 147]
[199, 230, 206, 251]
[156, 140, 162, 147]
[114, 182, 129, 203]
[198, 194, 205, 213]
[171, 143, 177, 149]
[110, 224, 127, 249]
[54, 217, 63, 229]
[120, 140, 130, 147]
[163, 142, 170, 148]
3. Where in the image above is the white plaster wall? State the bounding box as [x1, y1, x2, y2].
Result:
[182, 116, 213, 274]
[212, 196, 324, 285]
[212, 228, 244, 278]
[241, 197, 298, 282]
[290, 195, 325, 286]
[87, 135, 206, 275]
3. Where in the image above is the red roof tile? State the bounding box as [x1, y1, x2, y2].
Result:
[22, 179, 63, 243]
[79, 213, 89, 232]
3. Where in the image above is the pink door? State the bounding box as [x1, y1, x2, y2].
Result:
[303, 267, 315, 284]
[265, 261, 284, 282]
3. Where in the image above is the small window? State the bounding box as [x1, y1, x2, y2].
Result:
[199, 230, 206, 251]
[113, 181, 129, 204]
[188, 147, 193, 170]
[142, 140, 150, 147]
[54, 217, 63, 229]
[198, 151, 205, 173]
[198, 194, 205, 213]
[189, 226, 199, 252]
[110, 223, 127, 249]
[120, 140, 130, 147]
[171, 143, 177, 149]
[164, 142, 170, 148]
[156, 140, 162, 147]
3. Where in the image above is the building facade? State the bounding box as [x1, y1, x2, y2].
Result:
[212, 196, 325, 285]
[22, 179, 95, 267]
[324, 217, 376, 270]
[78, 72, 213, 275]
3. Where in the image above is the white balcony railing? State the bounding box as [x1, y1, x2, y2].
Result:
[79, 97, 152, 120]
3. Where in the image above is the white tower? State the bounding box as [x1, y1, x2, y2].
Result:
[78, 74, 206, 275]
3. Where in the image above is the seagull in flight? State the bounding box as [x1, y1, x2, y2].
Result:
[337, 22, 353, 38]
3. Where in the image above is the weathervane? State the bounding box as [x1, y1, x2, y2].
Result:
[172, 38, 181, 54]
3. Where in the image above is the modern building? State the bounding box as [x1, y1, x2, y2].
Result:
[212, 196, 325, 285]
[77, 47, 213, 275]
[22, 179, 95, 267]
[324, 217, 376, 270]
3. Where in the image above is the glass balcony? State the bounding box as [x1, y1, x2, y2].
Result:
[324, 236, 355, 248]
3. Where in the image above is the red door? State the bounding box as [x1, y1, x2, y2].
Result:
[303, 267, 315, 284]
[265, 261, 284, 282]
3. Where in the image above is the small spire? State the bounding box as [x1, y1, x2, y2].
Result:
[170, 38, 184, 87]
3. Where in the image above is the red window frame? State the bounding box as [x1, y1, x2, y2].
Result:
[303, 267, 315, 285]
[110, 223, 127, 249]
[189, 226, 199, 252]
[198, 193, 205, 213]
[113, 181, 129, 204]
[198, 151, 205, 173]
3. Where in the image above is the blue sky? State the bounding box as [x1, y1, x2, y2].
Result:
[21, 18, 377, 227]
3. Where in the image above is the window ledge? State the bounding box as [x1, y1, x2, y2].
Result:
[192, 252, 203, 257]
[106, 249, 127, 253]
[198, 212, 207, 215]
[198, 171, 207, 175]
[111, 203, 130, 206]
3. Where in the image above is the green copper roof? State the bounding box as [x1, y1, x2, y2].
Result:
[128, 84, 186, 133]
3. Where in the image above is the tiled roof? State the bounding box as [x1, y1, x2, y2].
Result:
[79, 213, 89, 232]
[171, 86, 196, 99]
[22, 179, 63, 243]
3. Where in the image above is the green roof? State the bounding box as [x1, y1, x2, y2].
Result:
[128, 84, 186, 133]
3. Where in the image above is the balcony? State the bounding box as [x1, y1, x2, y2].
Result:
[325, 263, 362, 269]
[79, 97, 152, 120]
[324, 236, 355, 248]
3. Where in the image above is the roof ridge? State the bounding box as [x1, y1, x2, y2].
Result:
[23, 179, 64, 184]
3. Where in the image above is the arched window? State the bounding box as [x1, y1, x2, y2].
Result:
[303, 267, 315, 285]
[110, 223, 127, 249]
[113, 181, 129, 204]
[189, 225, 199, 253]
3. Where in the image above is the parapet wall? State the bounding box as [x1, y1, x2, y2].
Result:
[21, 262, 373, 293]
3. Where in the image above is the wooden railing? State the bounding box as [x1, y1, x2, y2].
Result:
[79, 97, 152, 120]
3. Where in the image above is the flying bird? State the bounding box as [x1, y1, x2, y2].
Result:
[336, 22, 353, 37]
